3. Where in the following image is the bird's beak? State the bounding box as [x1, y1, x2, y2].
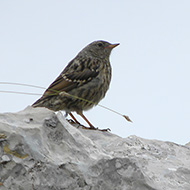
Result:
[106, 43, 120, 49]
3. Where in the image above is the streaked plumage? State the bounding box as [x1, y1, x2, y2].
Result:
[32, 40, 119, 129]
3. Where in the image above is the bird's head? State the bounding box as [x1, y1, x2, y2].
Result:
[80, 40, 120, 59]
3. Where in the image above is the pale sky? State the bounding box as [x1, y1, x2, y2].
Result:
[0, 0, 190, 145]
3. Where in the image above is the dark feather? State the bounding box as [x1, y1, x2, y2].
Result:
[33, 57, 100, 106]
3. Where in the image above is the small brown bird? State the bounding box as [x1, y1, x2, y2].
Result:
[32, 40, 119, 130]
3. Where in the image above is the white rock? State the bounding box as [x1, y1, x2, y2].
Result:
[1, 155, 10, 162]
[0, 106, 190, 190]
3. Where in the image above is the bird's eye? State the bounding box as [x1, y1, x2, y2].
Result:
[97, 43, 103, 47]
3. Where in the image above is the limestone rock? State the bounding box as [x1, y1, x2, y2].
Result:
[0, 107, 190, 190]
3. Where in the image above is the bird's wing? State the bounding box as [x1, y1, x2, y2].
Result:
[32, 57, 101, 107]
[43, 58, 100, 96]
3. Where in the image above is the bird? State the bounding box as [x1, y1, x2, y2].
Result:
[32, 40, 119, 130]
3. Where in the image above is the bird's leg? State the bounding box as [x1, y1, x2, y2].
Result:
[65, 112, 78, 125]
[69, 112, 110, 132]
[69, 112, 81, 125]
[77, 112, 110, 131]
[77, 112, 98, 130]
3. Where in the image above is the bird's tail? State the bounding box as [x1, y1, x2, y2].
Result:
[32, 95, 52, 108]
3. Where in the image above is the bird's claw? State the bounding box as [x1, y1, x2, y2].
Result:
[81, 125, 111, 132]
[98, 128, 111, 132]
[66, 119, 76, 124]
[67, 118, 110, 132]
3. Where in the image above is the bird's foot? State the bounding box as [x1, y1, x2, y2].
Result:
[66, 119, 76, 125]
[98, 128, 111, 132]
[66, 119, 110, 132]
[66, 119, 83, 129]
[81, 125, 111, 132]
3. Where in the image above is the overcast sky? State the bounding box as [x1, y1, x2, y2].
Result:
[0, 0, 190, 145]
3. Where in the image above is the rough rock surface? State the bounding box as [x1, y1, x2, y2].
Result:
[0, 107, 190, 190]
